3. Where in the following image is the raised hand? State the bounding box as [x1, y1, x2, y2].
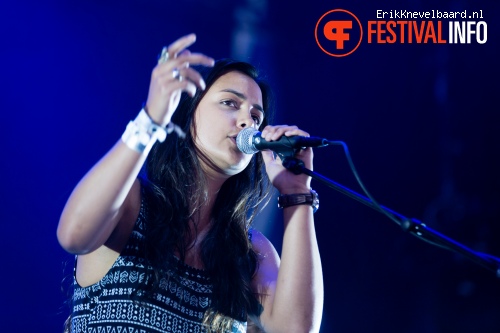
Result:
[145, 33, 214, 126]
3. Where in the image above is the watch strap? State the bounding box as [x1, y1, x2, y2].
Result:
[277, 189, 319, 213]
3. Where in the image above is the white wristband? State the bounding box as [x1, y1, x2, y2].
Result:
[121, 108, 167, 153]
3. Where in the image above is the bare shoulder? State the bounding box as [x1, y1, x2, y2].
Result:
[249, 229, 280, 329]
[250, 229, 280, 264]
[250, 228, 280, 291]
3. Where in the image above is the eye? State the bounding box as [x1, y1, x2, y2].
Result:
[221, 99, 238, 108]
[252, 114, 262, 126]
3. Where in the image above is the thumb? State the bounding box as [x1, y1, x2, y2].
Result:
[260, 149, 276, 165]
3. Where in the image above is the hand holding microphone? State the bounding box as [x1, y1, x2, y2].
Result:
[236, 127, 329, 156]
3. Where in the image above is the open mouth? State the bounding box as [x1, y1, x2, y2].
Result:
[228, 136, 240, 149]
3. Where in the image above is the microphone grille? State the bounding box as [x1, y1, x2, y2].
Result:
[236, 127, 258, 154]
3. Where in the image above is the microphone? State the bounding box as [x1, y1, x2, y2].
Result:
[236, 127, 329, 155]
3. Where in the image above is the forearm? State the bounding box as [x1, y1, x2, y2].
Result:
[57, 140, 146, 254]
[269, 205, 324, 333]
[57, 35, 213, 255]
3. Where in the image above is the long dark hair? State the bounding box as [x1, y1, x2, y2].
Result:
[141, 59, 275, 330]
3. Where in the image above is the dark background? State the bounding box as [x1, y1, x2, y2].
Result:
[1, 0, 499, 332]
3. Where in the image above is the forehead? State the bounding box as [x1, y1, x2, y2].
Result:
[209, 71, 263, 103]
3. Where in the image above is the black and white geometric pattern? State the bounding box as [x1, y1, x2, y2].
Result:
[69, 198, 247, 333]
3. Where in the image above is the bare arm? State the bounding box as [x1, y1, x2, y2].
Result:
[57, 34, 214, 255]
[57, 142, 146, 254]
[251, 125, 324, 333]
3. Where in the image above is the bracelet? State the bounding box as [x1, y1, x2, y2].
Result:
[277, 189, 319, 213]
[143, 106, 186, 139]
[121, 108, 167, 153]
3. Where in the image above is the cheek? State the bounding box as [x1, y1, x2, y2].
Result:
[193, 110, 210, 138]
[194, 120, 220, 150]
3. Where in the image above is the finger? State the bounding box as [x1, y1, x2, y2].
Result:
[284, 128, 310, 137]
[262, 125, 311, 140]
[168, 79, 197, 97]
[274, 126, 298, 140]
[153, 66, 206, 91]
[264, 125, 299, 141]
[175, 52, 215, 68]
[261, 125, 287, 140]
[179, 51, 215, 67]
[178, 49, 191, 57]
[166, 33, 197, 58]
[174, 50, 191, 66]
[177, 67, 207, 90]
[155, 52, 215, 76]
[183, 81, 198, 97]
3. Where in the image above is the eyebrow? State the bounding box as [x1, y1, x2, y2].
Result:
[220, 89, 264, 114]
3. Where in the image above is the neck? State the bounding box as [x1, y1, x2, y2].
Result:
[195, 171, 227, 227]
[181, 171, 227, 267]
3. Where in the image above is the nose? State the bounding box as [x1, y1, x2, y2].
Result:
[237, 109, 255, 129]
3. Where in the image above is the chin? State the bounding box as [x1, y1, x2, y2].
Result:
[223, 163, 248, 176]
[204, 149, 252, 177]
[224, 159, 252, 176]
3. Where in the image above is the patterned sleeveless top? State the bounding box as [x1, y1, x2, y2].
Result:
[68, 197, 247, 333]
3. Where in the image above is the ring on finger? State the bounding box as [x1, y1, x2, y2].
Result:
[158, 46, 169, 64]
[172, 68, 183, 81]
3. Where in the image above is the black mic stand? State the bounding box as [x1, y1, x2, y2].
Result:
[281, 156, 500, 278]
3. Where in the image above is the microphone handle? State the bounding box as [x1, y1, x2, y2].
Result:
[253, 134, 328, 154]
[292, 136, 329, 148]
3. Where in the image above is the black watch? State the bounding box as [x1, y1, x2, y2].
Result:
[277, 189, 319, 213]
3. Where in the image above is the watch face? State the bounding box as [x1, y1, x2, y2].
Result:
[311, 189, 319, 212]
[312, 197, 319, 212]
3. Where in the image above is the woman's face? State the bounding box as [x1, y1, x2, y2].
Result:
[193, 71, 264, 176]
